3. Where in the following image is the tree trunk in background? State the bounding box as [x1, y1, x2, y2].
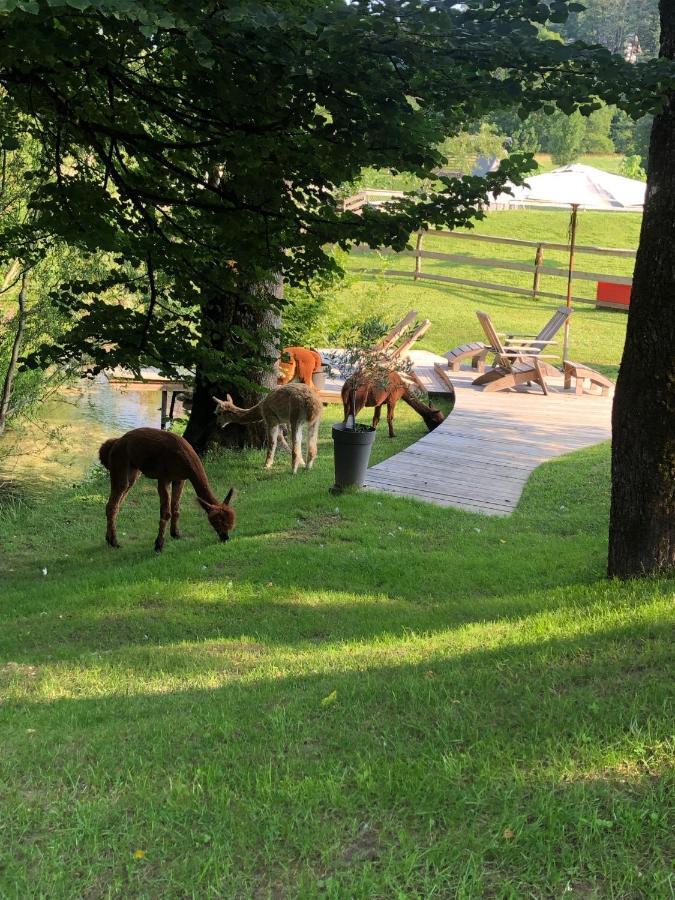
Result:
[0, 270, 28, 437]
[183, 278, 282, 453]
[608, 1, 675, 578]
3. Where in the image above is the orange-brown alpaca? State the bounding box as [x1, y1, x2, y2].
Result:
[98, 428, 236, 552]
[342, 372, 446, 438]
[278, 347, 322, 390]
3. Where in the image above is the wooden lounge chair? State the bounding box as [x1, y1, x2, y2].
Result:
[443, 341, 488, 373]
[472, 310, 557, 395]
[374, 310, 419, 352]
[497, 306, 572, 374]
[389, 318, 431, 360]
[563, 361, 614, 396]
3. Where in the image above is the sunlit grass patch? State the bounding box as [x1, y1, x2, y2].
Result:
[1, 405, 673, 897]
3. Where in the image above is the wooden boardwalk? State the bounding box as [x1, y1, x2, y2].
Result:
[363, 355, 613, 516]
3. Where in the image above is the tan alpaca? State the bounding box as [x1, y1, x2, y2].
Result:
[213, 384, 322, 474]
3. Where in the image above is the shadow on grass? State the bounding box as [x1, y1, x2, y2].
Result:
[1, 621, 672, 896]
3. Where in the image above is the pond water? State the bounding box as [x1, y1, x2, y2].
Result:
[0, 378, 185, 491]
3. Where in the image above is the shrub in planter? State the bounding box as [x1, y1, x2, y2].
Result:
[327, 316, 414, 492]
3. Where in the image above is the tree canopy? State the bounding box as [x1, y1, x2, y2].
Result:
[0, 0, 672, 442]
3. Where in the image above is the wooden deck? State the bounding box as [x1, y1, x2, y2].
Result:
[363, 356, 613, 516]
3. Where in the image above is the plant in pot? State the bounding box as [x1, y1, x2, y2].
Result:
[328, 316, 414, 493]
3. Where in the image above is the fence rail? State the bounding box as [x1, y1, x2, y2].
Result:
[348, 228, 635, 307]
[342, 189, 406, 213]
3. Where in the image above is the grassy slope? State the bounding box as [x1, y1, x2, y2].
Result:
[533, 154, 629, 175]
[337, 208, 641, 378]
[1, 408, 673, 898]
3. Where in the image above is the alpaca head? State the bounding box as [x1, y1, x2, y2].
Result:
[198, 487, 236, 541]
[212, 394, 238, 428]
[423, 408, 445, 432]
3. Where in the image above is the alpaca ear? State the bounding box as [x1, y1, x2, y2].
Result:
[212, 395, 223, 408]
[197, 497, 215, 511]
[224, 487, 236, 505]
[226, 393, 233, 403]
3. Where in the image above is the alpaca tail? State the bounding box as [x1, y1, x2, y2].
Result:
[98, 438, 118, 470]
[309, 348, 323, 372]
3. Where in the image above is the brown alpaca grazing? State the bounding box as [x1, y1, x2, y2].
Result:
[342, 372, 445, 438]
[99, 428, 236, 552]
[278, 346, 323, 390]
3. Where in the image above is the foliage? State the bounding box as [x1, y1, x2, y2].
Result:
[610, 108, 638, 153]
[547, 109, 587, 164]
[437, 124, 508, 174]
[555, 0, 661, 59]
[0, 0, 669, 438]
[338, 168, 428, 201]
[0, 125, 86, 435]
[326, 314, 413, 429]
[279, 260, 351, 350]
[621, 154, 647, 179]
[580, 103, 615, 153]
[630, 114, 655, 168]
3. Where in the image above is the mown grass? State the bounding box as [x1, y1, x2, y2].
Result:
[335, 208, 640, 378]
[533, 154, 630, 176]
[1, 405, 673, 898]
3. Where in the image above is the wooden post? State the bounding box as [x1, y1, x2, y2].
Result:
[160, 389, 168, 429]
[532, 243, 544, 299]
[414, 230, 424, 280]
[168, 390, 178, 424]
[563, 204, 579, 362]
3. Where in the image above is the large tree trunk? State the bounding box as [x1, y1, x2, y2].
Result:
[183, 278, 282, 454]
[0, 270, 29, 437]
[608, 1, 675, 578]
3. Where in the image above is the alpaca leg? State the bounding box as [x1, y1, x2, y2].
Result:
[291, 417, 305, 474]
[265, 423, 279, 468]
[105, 468, 138, 548]
[170, 480, 185, 538]
[155, 479, 171, 552]
[277, 425, 292, 453]
[372, 404, 383, 430]
[306, 418, 319, 469]
[105, 488, 124, 548]
[387, 400, 396, 437]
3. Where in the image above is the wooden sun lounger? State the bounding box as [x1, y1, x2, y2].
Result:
[498, 306, 572, 375]
[389, 318, 431, 359]
[375, 310, 419, 352]
[442, 307, 572, 378]
[443, 342, 488, 372]
[472, 310, 558, 395]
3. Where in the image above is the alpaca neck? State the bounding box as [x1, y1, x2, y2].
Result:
[228, 401, 265, 425]
[188, 457, 219, 506]
[402, 388, 438, 423]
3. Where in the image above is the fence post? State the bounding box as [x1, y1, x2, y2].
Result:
[532, 243, 544, 299]
[160, 389, 168, 430]
[414, 230, 424, 280]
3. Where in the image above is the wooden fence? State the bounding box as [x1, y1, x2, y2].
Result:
[349, 229, 636, 307]
[342, 189, 405, 213]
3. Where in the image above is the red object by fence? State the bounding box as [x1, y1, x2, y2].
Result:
[596, 281, 631, 310]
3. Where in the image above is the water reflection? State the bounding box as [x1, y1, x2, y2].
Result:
[0, 377, 185, 488]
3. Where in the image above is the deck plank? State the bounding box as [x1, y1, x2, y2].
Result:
[363, 356, 613, 516]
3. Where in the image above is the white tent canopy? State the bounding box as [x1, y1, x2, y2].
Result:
[491, 163, 646, 211]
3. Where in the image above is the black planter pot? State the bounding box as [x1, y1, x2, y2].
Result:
[331, 423, 376, 491]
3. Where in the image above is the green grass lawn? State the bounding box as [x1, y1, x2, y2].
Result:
[1, 406, 673, 898]
[533, 154, 630, 176]
[335, 208, 640, 378]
